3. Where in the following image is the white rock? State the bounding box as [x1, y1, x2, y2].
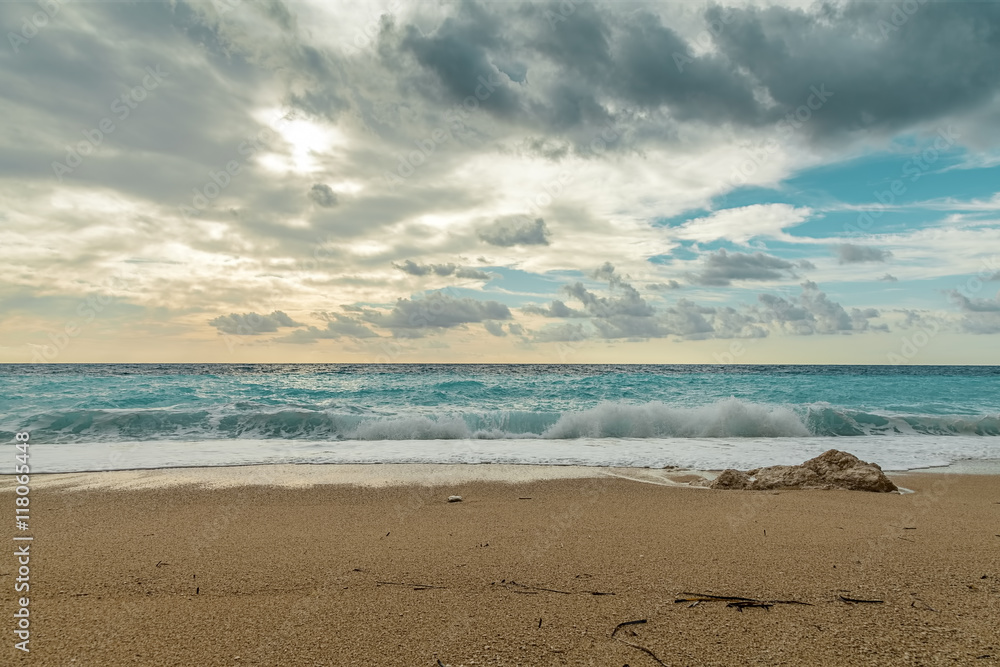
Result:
[447, 495, 463, 503]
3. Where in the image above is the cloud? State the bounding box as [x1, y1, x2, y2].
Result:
[647, 280, 682, 291]
[831, 244, 893, 264]
[948, 290, 1000, 333]
[534, 271, 877, 342]
[308, 183, 338, 207]
[483, 320, 506, 337]
[544, 265, 668, 339]
[564, 281, 654, 319]
[561, 264, 745, 340]
[522, 300, 587, 318]
[455, 267, 492, 280]
[394, 261, 490, 280]
[958, 314, 1000, 335]
[362, 292, 512, 332]
[398, 5, 523, 119]
[689, 250, 798, 286]
[478, 216, 550, 247]
[209, 310, 301, 335]
[707, 1, 1000, 140]
[755, 283, 880, 335]
[276, 318, 378, 344]
[947, 290, 1000, 313]
[878, 273, 899, 282]
[531, 322, 591, 343]
[319, 312, 380, 338]
[672, 204, 812, 244]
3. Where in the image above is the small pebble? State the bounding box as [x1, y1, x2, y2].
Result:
[448, 495, 463, 503]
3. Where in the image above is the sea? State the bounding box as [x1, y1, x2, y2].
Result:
[3, 364, 1000, 474]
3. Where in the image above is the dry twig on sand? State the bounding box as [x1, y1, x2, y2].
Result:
[375, 581, 447, 590]
[496, 579, 614, 595]
[610, 619, 667, 666]
[676, 592, 812, 609]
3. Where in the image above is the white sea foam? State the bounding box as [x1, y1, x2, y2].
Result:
[18, 434, 1000, 475]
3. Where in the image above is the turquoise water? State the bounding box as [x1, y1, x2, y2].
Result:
[3, 364, 999, 472]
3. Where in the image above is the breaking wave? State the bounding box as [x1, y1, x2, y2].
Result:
[5, 397, 999, 444]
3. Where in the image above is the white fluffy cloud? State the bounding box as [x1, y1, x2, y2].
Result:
[673, 204, 812, 244]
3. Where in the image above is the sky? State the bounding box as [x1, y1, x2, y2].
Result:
[2, 0, 1000, 364]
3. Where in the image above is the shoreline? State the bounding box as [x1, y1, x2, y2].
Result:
[21, 436, 1000, 477]
[5, 458, 1000, 493]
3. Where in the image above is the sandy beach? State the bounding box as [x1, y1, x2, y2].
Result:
[3, 466, 999, 666]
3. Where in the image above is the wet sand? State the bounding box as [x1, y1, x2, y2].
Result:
[2, 466, 998, 666]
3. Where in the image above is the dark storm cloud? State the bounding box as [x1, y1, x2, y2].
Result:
[397, 2, 522, 117]
[707, 1, 1000, 139]
[379, 0, 1000, 149]
[832, 244, 892, 264]
[609, 9, 761, 124]
[209, 310, 301, 335]
[11, 0, 1000, 221]
[478, 216, 550, 247]
[381, 0, 765, 143]
[688, 250, 797, 286]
